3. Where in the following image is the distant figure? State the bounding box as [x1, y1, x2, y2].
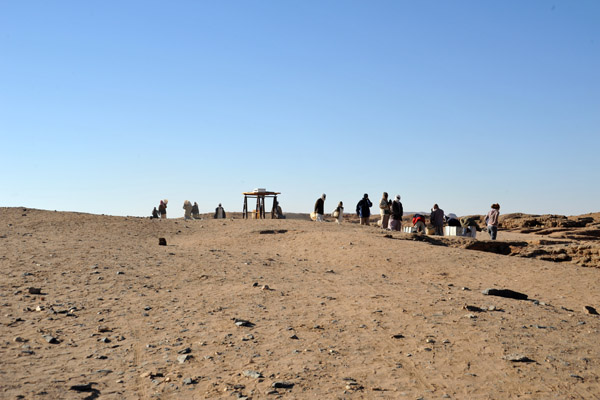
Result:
[183, 200, 193, 220]
[485, 203, 500, 240]
[273, 199, 285, 219]
[314, 194, 326, 222]
[460, 216, 479, 237]
[151, 207, 159, 219]
[356, 193, 373, 226]
[379, 192, 391, 229]
[333, 201, 344, 224]
[446, 213, 461, 227]
[389, 195, 403, 231]
[430, 204, 445, 236]
[191, 202, 200, 219]
[214, 203, 226, 219]
[412, 213, 426, 233]
[158, 199, 168, 219]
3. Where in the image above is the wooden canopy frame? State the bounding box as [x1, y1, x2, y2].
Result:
[242, 191, 281, 219]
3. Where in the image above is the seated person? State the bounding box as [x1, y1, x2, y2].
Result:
[460, 216, 479, 236]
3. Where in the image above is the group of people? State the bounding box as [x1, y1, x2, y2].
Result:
[151, 201, 226, 221]
[313, 193, 501, 240]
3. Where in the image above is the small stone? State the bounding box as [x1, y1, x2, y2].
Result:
[584, 306, 599, 315]
[14, 336, 27, 343]
[116, 271, 124, 275]
[97, 326, 111, 333]
[243, 370, 263, 379]
[182, 377, 194, 385]
[158, 238, 167, 246]
[99, 337, 111, 343]
[28, 287, 42, 295]
[261, 285, 270, 290]
[43, 335, 59, 344]
[503, 354, 535, 363]
[425, 338, 435, 344]
[177, 347, 191, 354]
[272, 381, 294, 389]
[234, 319, 255, 328]
[391, 334, 404, 339]
[289, 334, 299, 340]
[177, 354, 191, 363]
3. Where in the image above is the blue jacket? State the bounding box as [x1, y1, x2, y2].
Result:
[356, 198, 373, 218]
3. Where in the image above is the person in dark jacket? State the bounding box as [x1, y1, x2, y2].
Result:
[430, 204, 445, 235]
[389, 195, 403, 231]
[356, 193, 373, 225]
[151, 207, 159, 219]
[191, 202, 200, 219]
[214, 203, 226, 219]
[314, 194, 326, 222]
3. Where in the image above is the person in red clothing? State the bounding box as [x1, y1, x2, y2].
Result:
[412, 213, 426, 233]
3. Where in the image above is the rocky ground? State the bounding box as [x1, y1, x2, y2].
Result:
[1, 207, 599, 399]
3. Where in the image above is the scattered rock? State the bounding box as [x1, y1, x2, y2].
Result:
[177, 347, 191, 354]
[503, 354, 535, 363]
[158, 238, 167, 246]
[182, 377, 195, 385]
[583, 306, 599, 315]
[28, 287, 42, 295]
[482, 288, 528, 300]
[463, 305, 486, 312]
[42, 335, 59, 344]
[234, 318, 255, 328]
[289, 334, 299, 340]
[243, 370, 263, 379]
[177, 354, 191, 363]
[272, 381, 294, 389]
[69, 383, 98, 393]
[391, 334, 404, 339]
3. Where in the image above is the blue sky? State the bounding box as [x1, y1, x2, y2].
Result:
[1, 1, 598, 217]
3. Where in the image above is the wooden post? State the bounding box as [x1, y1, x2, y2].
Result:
[243, 196, 248, 219]
[271, 196, 277, 219]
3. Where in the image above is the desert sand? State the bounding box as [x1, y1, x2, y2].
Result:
[1, 207, 600, 399]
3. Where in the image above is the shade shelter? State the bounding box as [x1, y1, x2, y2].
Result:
[242, 190, 281, 219]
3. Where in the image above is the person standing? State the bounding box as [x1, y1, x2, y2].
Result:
[183, 200, 193, 220]
[191, 202, 200, 219]
[389, 195, 403, 231]
[379, 192, 391, 229]
[214, 203, 226, 219]
[158, 200, 168, 219]
[333, 201, 344, 224]
[356, 193, 373, 225]
[430, 204, 445, 236]
[314, 194, 326, 222]
[485, 203, 500, 240]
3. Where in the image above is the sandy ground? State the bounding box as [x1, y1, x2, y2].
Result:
[1, 208, 600, 399]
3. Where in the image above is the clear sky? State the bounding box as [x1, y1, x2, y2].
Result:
[1, 1, 598, 217]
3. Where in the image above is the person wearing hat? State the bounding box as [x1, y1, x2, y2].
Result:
[158, 199, 168, 219]
[314, 194, 326, 222]
[214, 203, 226, 219]
[389, 195, 403, 231]
[485, 203, 500, 240]
[356, 193, 373, 225]
[379, 192, 391, 229]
